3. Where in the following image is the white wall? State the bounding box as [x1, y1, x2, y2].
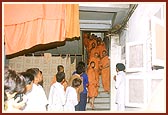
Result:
[118, 3, 166, 111]
[120, 3, 165, 72]
[127, 4, 163, 42]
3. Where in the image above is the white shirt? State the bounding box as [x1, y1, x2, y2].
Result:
[24, 84, 48, 112]
[48, 82, 66, 111]
[6, 98, 21, 112]
[115, 71, 126, 104]
[64, 86, 78, 111]
[5, 93, 28, 112]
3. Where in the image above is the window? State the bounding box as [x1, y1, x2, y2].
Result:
[126, 42, 146, 72]
[151, 7, 165, 67]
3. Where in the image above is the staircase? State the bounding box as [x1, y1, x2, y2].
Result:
[85, 75, 146, 112]
[86, 76, 110, 111]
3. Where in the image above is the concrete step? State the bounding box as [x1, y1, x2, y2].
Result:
[86, 93, 110, 111]
[98, 88, 104, 91]
[97, 92, 110, 98]
[86, 108, 110, 111]
[86, 76, 111, 111]
[94, 97, 110, 103]
[98, 86, 111, 93]
[86, 103, 110, 111]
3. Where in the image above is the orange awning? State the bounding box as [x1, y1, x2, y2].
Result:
[4, 4, 80, 55]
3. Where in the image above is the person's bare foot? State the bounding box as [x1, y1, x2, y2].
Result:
[91, 103, 95, 110]
[89, 101, 92, 107]
[90, 101, 95, 110]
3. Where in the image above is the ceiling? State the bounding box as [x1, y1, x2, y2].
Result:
[79, 3, 137, 33]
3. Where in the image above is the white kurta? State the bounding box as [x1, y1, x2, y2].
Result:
[6, 98, 21, 112]
[115, 71, 126, 111]
[48, 82, 66, 111]
[6, 94, 28, 112]
[24, 84, 48, 112]
[64, 86, 78, 111]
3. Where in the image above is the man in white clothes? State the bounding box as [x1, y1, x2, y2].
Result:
[64, 78, 82, 111]
[25, 83, 48, 111]
[114, 63, 126, 111]
[48, 72, 66, 111]
[24, 68, 48, 112]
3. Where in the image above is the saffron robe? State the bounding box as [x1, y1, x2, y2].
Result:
[99, 56, 110, 92]
[87, 66, 99, 97]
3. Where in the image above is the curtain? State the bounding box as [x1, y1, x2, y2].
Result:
[4, 4, 80, 55]
[65, 54, 71, 81]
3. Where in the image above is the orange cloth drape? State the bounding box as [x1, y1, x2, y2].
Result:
[4, 4, 80, 55]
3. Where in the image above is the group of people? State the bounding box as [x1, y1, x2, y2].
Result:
[4, 61, 89, 112]
[83, 33, 126, 111]
[83, 33, 110, 109]
[4, 33, 126, 112]
[4, 67, 48, 112]
[48, 61, 88, 111]
[4, 62, 126, 112]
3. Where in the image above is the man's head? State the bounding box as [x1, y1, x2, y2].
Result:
[56, 72, 65, 83]
[57, 65, 64, 72]
[116, 63, 125, 72]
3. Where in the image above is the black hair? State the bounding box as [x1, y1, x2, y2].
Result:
[26, 68, 40, 78]
[4, 69, 25, 94]
[56, 72, 65, 83]
[20, 72, 34, 85]
[116, 63, 125, 71]
[78, 61, 85, 68]
[4, 69, 16, 94]
[39, 71, 43, 87]
[76, 65, 83, 75]
[72, 78, 82, 88]
[15, 74, 26, 94]
[57, 65, 64, 72]
[77, 61, 86, 72]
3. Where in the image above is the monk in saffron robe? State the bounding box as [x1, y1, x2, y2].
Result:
[99, 50, 110, 93]
[83, 32, 89, 51]
[86, 41, 96, 65]
[83, 34, 97, 65]
[88, 42, 98, 60]
[87, 34, 97, 54]
[97, 37, 107, 58]
[89, 52, 101, 86]
[89, 43, 100, 58]
[87, 61, 99, 110]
